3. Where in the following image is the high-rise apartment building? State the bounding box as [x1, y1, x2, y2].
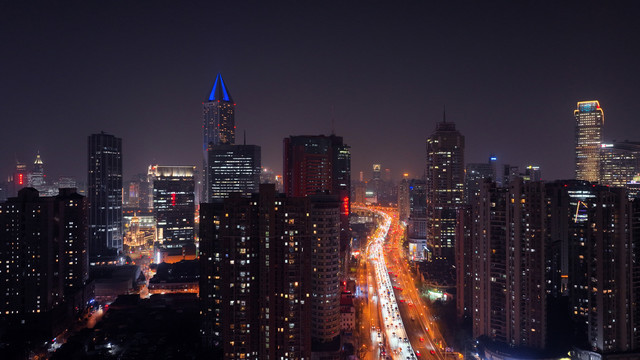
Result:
[574, 100, 604, 182]
[200, 184, 340, 358]
[283, 135, 351, 254]
[0, 188, 89, 335]
[88, 132, 123, 257]
[426, 117, 465, 263]
[470, 178, 546, 349]
[202, 74, 235, 202]
[546, 180, 638, 353]
[207, 144, 261, 201]
[150, 165, 196, 245]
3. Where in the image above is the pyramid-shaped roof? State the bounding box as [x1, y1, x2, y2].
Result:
[208, 73, 233, 102]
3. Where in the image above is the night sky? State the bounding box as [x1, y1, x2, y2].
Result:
[2, 1, 639, 184]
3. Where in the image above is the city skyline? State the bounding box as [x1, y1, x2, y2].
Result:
[2, 2, 640, 183]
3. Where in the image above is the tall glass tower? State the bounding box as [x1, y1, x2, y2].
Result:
[203, 74, 235, 202]
[426, 113, 465, 264]
[88, 132, 123, 258]
[574, 100, 604, 182]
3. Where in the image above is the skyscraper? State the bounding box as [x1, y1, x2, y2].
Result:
[546, 180, 639, 353]
[574, 100, 604, 182]
[150, 165, 196, 245]
[28, 152, 45, 188]
[470, 178, 546, 349]
[426, 114, 465, 263]
[207, 144, 261, 201]
[283, 134, 351, 254]
[203, 74, 235, 202]
[88, 132, 123, 258]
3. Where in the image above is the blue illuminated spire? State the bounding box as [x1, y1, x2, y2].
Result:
[208, 73, 233, 102]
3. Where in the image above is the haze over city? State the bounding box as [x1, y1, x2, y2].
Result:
[2, 1, 639, 181]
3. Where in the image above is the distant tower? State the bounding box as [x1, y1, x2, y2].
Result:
[574, 101, 604, 182]
[28, 152, 45, 188]
[203, 74, 235, 202]
[88, 132, 123, 257]
[426, 111, 465, 263]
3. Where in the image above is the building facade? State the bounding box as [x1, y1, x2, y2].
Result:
[150, 165, 196, 245]
[199, 184, 341, 359]
[469, 179, 547, 349]
[207, 144, 261, 201]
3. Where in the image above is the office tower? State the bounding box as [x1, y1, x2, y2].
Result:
[8, 161, 27, 197]
[28, 152, 45, 188]
[470, 178, 546, 349]
[202, 73, 235, 202]
[464, 156, 497, 203]
[523, 165, 542, 182]
[88, 132, 123, 257]
[600, 141, 640, 189]
[200, 185, 340, 359]
[426, 116, 465, 263]
[207, 144, 261, 201]
[0, 188, 89, 334]
[398, 174, 410, 222]
[575, 100, 604, 182]
[124, 173, 152, 209]
[150, 165, 195, 245]
[283, 134, 351, 254]
[57, 176, 77, 189]
[501, 164, 519, 187]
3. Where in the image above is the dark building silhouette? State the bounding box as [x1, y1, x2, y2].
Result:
[283, 134, 350, 254]
[88, 132, 123, 258]
[0, 188, 90, 338]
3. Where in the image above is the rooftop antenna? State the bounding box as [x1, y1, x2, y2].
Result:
[331, 105, 335, 135]
[443, 105, 447, 123]
[243, 130, 246, 145]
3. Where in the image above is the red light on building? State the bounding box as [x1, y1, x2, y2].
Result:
[18, 173, 23, 185]
[342, 196, 349, 215]
[171, 193, 176, 206]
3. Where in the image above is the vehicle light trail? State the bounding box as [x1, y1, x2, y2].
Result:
[364, 207, 417, 360]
